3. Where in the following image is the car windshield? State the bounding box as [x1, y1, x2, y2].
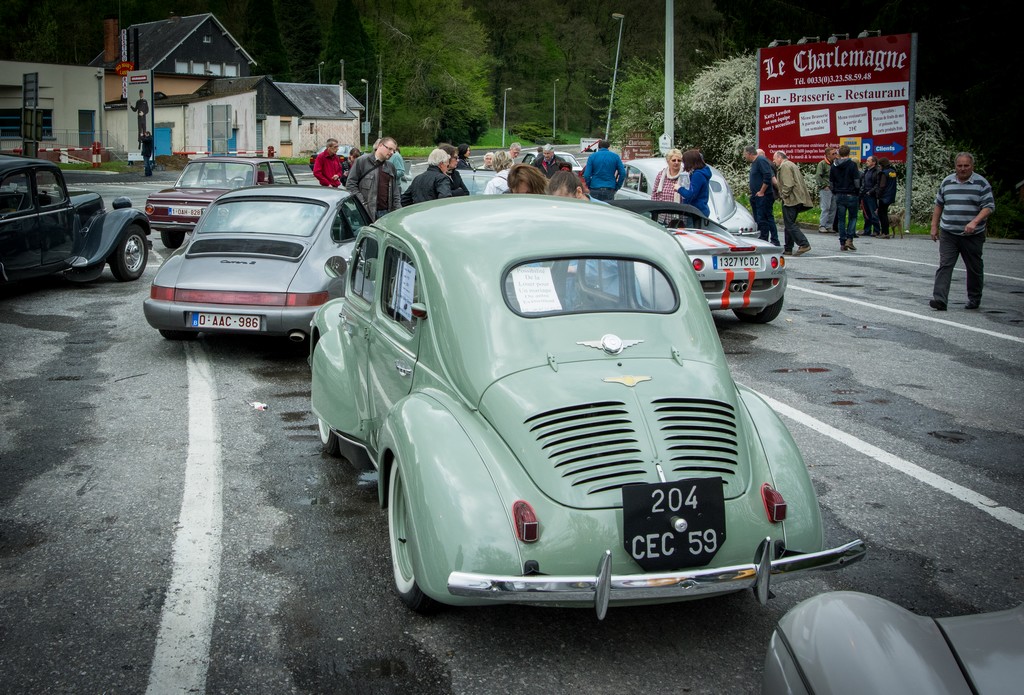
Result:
[504, 257, 677, 316]
[176, 161, 256, 189]
[199, 199, 327, 237]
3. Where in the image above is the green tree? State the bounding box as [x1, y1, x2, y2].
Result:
[275, 0, 321, 82]
[244, 0, 291, 80]
[365, 0, 491, 145]
[320, 0, 375, 89]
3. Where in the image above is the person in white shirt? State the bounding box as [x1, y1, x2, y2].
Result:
[483, 151, 514, 194]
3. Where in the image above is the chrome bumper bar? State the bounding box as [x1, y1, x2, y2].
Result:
[448, 538, 866, 620]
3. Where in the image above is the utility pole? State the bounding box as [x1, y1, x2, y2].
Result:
[605, 13, 625, 141]
[552, 78, 559, 140]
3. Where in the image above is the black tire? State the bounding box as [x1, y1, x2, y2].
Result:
[159, 329, 198, 340]
[318, 418, 340, 456]
[109, 223, 148, 281]
[734, 296, 784, 324]
[388, 462, 438, 614]
[160, 229, 186, 249]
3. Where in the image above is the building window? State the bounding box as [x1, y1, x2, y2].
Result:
[207, 63, 222, 76]
[224, 64, 238, 77]
[281, 120, 291, 142]
[203, 34, 212, 43]
[175, 60, 188, 74]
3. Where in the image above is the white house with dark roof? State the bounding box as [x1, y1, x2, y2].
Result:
[273, 83, 364, 155]
[89, 13, 256, 89]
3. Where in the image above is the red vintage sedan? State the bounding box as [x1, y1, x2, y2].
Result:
[144, 157, 297, 249]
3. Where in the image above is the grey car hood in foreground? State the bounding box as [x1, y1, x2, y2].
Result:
[763, 591, 1024, 695]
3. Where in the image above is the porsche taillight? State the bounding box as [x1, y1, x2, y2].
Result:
[156, 289, 329, 307]
[285, 291, 329, 306]
[761, 483, 787, 523]
[513, 500, 539, 543]
[150, 285, 174, 301]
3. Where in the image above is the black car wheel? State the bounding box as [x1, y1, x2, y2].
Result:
[318, 418, 340, 456]
[388, 462, 438, 614]
[160, 229, 186, 249]
[733, 296, 785, 324]
[109, 224, 148, 281]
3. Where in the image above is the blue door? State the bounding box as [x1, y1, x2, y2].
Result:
[228, 129, 237, 155]
[154, 128, 172, 156]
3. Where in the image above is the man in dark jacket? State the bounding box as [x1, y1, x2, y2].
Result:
[743, 145, 780, 245]
[876, 157, 898, 238]
[140, 131, 154, 177]
[829, 145, 861, 251]
[401, 149, 453, 206]
[346, 137, 402, 219]
[859, 156, 881, 237]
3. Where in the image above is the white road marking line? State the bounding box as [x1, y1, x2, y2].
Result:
[788, 283, 1024, 344]
[793, 252, 1020, 282]
[147, 342, 222, 695]
[753, 389, 1024, 532]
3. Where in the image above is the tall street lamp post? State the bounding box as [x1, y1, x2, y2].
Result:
[552, 78, 559, 141]
[318, 61, 324, 84]
[605, 12, 625, 141]
[360, 78, 369, 149]
[502, 87, 512, 148]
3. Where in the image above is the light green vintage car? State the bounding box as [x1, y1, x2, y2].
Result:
[309, 195, 865, 619]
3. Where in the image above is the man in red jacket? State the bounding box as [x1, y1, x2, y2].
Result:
[313, 139, 344, 187]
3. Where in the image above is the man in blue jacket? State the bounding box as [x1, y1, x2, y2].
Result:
[743, 145, 780, 245]
[583, 140, 626, 202]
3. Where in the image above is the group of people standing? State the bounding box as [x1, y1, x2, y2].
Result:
[814, 145, 899, 248]
[762, 143, 995, 312]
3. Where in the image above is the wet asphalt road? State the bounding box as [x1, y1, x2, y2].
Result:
[2, 180, 1023, 693]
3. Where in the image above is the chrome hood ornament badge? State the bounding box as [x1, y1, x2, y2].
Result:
[577, 334, 643, 355]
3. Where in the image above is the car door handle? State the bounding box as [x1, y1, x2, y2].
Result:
[394, 361, 412, 377]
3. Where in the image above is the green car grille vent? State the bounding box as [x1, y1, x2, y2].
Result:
[525, 399, 739, 496]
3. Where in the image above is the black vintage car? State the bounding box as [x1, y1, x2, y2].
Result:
[0, 155, 150, 285]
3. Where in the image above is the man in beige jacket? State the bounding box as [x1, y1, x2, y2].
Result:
[774, 151, 812, 256]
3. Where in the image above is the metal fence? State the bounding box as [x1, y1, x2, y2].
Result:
[1, 129, 123, 156]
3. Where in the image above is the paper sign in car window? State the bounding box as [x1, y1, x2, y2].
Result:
[395, 259, 416, 321]
[512, 266, 562, 313]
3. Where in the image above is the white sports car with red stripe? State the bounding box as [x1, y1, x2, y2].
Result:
[609, 200, 787, 323]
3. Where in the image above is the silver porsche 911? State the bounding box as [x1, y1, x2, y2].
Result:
[143, 186, 368, 342]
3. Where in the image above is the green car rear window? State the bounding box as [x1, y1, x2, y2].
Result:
[504, 258, 678, 316]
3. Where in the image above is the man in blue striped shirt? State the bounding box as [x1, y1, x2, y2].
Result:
[929, 152, 995, 311]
